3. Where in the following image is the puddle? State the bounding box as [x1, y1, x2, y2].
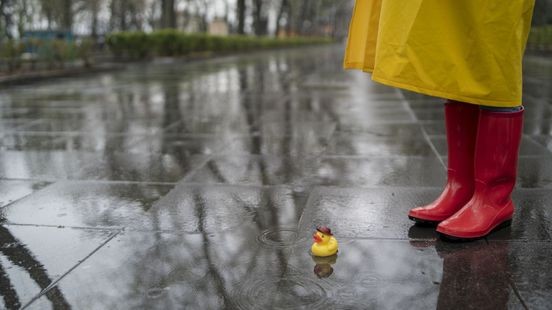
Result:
[233, 275, 331, 309]
[256, 228, 307, 248]
[146, 287, 167, 299]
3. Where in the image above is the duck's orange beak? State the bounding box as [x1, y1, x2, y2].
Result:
[313, 233, 322, 243]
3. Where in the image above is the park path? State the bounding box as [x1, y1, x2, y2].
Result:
[0, 45, 551, 309]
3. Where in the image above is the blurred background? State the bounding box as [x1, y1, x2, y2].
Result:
[0, 0, 550, 76]
[0, 0, 354, 75]
[0, 0, 353, 37]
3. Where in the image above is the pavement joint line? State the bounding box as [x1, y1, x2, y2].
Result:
[21, 231, 121, 309]
[162, 120, 183, 131]
[510, 285, 530, 310]
[116, 134, 158, 152]
[318, 154, 441, 159]
[296, 185, 319, 235]
[0, 177, 181, 186]
[515, 187, 552, 191]
[4, 130, 160, 136]
[439, 154, 552, 159]
[177, 152, 220, 184]
[12, 119, 43, 131]
[395, 89, 447, 170]
[344, 120, 421, 125]
[0, 131, 81, 137]
[0, 183, 57, 210]
[46, 179, 180, 186]
[5, 222, 125, 232]
[508, 274, 531, 309]
[299, 185, 445, 190]
[486, 239, 552, 243]
[159, 182, 313, 190]
[0, 177, 54, 182]
[0, 176, 59, 182]
[525, 135, 552, 155]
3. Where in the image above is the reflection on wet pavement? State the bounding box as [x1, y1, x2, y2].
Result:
[1, 45, 551, 308]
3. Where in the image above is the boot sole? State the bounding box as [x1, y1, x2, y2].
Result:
[438, 219, 512, 242]
[408, 216, 441, 227]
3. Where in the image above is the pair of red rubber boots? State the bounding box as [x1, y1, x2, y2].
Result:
[409, 100, 524, 240]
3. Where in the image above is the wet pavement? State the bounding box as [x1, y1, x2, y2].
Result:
[0, 45, 551, 309]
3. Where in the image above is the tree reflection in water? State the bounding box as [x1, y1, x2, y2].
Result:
[0, 225, 70, 309]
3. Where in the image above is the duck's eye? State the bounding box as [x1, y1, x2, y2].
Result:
[321, 235, 324, 238]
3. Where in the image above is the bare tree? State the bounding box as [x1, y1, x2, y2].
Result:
[194, 0, 213, 33]
[236, 0, 245, 34]
[161, 0, 175, 28]
[1, 0, 14, 38]
[252, 0, 268, 36]
[61, 0, 72, 30]
[88, 0, 101, 39]
[37, 0, 73, 31]
[274, 0, 289, 37]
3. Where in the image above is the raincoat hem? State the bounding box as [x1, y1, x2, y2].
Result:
[344, 62, 374, 73]
[371, 75, 521, 108]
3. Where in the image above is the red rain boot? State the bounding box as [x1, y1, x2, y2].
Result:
[437, 107, 524, 240]
[408, 101, 479, 224]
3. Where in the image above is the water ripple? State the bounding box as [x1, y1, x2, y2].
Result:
[256, 228, 307, 248]
[233, 275, 332, 309]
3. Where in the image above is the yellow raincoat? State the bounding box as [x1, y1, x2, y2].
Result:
[344, 0, 536, 107]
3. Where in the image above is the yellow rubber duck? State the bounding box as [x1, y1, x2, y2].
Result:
[311, 226, 338, 257]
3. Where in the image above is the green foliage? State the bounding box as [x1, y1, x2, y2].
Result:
[0, 38, 96, 73]
[105, 32, 151, 59]
[106, 31, 333, 60]
[0, 40, 25, 72]
[77, 38, 95, 68]
[528, 26, 552, 52]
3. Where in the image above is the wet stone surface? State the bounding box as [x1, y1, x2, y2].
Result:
[0, 45, 551, 308]
[0, 180, 51, 207]
[0, 225, 114, 309]
[297, 187, 443, 239]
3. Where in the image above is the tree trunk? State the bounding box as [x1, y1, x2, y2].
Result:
[1, 0, 14, 39]
[161, 0, 176, 28]
[62, 0, 72, 31]
[285, 2, 292, 36]
[274, 0, 288, 37]
[119, 0, 128, 31]
[237, 0, 245, 34]
[17, 0, 27, 38]
[109, 0, 116, 31]
[252, 0, 268, 36]
[299, 0, 311, 35]
[253, 0, 261, 36]
[0, 0, 5, 39]
[91, 0, 99, 40]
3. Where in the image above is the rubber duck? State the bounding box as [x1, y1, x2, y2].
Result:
[311, 226, 338, 257]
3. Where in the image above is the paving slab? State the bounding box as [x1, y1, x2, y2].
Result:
[0, 180, 51, 208]
[0, 225, 114, 309]
[184, 155, 318, 186]
[0, 151, 103, 180]
[282, 239, 524, 310]
[3, 181, 175, 229]
[497, 241, 552, 309]
[26, 226, 303, 309]
[298, 187, 444, 239]
[309, 157, 445, 187]
[326, 133, 434, 157]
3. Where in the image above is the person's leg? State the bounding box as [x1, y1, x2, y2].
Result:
[437, 104, 524, 239]
[408, 100, 479, 224]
